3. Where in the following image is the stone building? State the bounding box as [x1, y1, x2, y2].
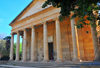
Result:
[9, 0, 100, 62]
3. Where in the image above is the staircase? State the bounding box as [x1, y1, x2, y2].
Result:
[7, 61, 80, 68]
[3, 61, 100, 68]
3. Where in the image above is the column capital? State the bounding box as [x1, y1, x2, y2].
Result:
[42, 21, 47, 25]
[43, 22, 46, 24]
[53, 16, 59, 21]
[16, 31, 20, 34]
[31, 25, 35, 28]
[11, 32, 16, 35]
[11, 33, 14, 35]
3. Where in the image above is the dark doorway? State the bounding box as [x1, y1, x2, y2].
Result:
[48, 43, 54, 60]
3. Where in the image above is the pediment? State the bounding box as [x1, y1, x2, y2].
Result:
[19, 0, 50, 20]
[10, 0, 51, 25]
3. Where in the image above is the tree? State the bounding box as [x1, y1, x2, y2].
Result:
[42, 0, 100, 61]
[0, 39, 9, 60]
[3, 36, 11, 51]
[0, 40, 6, 56]
[42, 0, 98, 23]
[13, 43, 22, 60]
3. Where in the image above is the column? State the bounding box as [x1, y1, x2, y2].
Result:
[21, 36, 23, 60]
[10, 33, 14, 60]
[31, 26, 36, 62]
[15, 32, 20, 61]
[91, 25, 100, 61]
[43, 22, 49, 61]
[71, 18, 78, 61]
[56, 18, 63, 61]
[22, 29, 27, 62]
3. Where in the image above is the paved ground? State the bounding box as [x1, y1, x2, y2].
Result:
[0, 61, 100, 68]
[0, 65, 80, 68]
[0, 65, 34, 68]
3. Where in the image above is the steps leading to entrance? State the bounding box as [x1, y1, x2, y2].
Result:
[7, 61, 80, 68]
[0, 61, 8, 64]
[6, 61, 100, 68]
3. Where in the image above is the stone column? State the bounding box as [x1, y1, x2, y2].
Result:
[43, 22, 49, 61]
[15, 31, 20, 61]
[56, 18, 63, 61]
[10, 33, 14, 60]
[22, 29, 27, 62]
[31, 26, 36, 62]
[21, 36, 23, 60]
[71, 18, 78, 61]
[91, 25, 100, 61]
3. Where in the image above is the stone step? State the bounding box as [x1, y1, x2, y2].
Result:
[7, 61, 80, 68]
[0, 65, 80, 68]
[0, 61, 8, 64]
[6, 61, 100, 68]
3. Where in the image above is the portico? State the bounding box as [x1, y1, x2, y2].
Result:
[9, 0, 98, 62]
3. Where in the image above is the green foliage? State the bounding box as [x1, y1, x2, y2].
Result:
[42, 0, 74, 17]
[0, 40, 9, 57]
[3, 36, 11, 51]
[14, 43, 22, 56]
[42, 0, 99, 28]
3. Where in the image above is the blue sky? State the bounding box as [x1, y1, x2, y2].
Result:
[0, 0, 32, 38]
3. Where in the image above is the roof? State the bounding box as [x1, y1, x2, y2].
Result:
[9, 0, 34, 26]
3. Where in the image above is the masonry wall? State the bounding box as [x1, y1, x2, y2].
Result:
[60, 18, 73, 61]
[34, 18, 73, 61]
[77, 25, 94, 61]
[26, 18, 94, 61]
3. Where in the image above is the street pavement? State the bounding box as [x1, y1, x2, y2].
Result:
[1, 61, 100, 68]
[0, 65, 80, 68]
[0, 65, 35, 68]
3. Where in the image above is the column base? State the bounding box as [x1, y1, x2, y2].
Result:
[42, 60, 49, 63]
[15, 59, 19, 61]
[94, 55, 100, 61]
[22, 59, 27, 62]
[56, 58, 63, 63]
[72, 58, 79, 62]
[9, 59, 13, 61]
[94, 59, 100, 62]
[30, 59, 37, 62]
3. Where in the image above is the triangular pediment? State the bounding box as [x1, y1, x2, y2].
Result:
[10, 0, 50, 25]
[19, 0, 48, 20]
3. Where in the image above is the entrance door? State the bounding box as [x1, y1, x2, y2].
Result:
[48, 43, 54, 60]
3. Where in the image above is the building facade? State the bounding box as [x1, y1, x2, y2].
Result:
[9, 0, 100, 62]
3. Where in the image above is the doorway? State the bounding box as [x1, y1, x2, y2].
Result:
[48, 43, 54, 60]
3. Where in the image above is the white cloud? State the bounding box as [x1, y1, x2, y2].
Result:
[0, 33, 7, 40]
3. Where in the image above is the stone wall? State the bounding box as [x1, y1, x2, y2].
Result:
[60, 18, 73, 61]
[33, 18, 73, 61]
[25, 18, 94, 61]
[77, 25, 94, 61]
